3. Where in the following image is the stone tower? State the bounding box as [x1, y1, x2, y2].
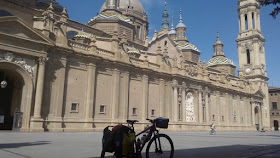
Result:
[236, 0, 270, 130]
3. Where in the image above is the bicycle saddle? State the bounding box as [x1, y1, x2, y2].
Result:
[127, 120, 138, 125]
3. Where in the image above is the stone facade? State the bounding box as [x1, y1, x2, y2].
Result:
[268, 87, 280, 131]
[0, 0, 271, 132]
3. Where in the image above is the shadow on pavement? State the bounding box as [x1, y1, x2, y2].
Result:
[89, 144, 280, 158]
[0, 141, 50, 158]
[0, 141, 50, 149]
[174, 144, 280, 158]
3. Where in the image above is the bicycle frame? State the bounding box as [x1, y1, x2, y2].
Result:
[132, 123, 159, 155]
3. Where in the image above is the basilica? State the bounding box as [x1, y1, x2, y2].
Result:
[0, 0, 270, 132]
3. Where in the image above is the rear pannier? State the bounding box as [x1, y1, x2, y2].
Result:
[155, 117, 169, 129]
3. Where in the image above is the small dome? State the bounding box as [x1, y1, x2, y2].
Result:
[35, 0, 63, 12]
[169, 30, 176, 35]
[176, 9, 186, 29]
[100, 0, 145, 15]
[176, 23, 186, 29]
[208, 56, 235, 66]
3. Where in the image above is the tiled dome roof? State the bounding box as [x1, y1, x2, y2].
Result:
[177, 42, 200, 52]
[208, 56, 235, 66]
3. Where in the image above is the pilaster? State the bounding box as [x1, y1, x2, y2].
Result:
[111, 69, 120, 121]
[119, 71, 129, 122]
[159, 79, 165, 117]
[30, 57, 47, 132]
[84, 62, 97, 129]
[172, 80, 178, 122]
[142, 74, 149, 122]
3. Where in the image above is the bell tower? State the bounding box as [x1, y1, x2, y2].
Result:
[236, 0, 270, 130]
[237, 0, 266, 77]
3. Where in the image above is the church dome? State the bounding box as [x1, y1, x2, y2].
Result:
[100, 0, 145, 15]
[208, 56, 235, 66]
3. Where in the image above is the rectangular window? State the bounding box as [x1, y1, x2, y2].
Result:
[272, 102, 277, 109]
[222, 116, 224, 122]
[212, 115, 215, 121]
[241, 117, 244, 123]
[151, 109, 155, 117]
[136, 26, 141, 39]
[271, 94, 273, 96]
[272, 113, 275, 115]
[71, 103, 79, 113]
[100, 105, 106, 114]
[132, 108, 137, 116]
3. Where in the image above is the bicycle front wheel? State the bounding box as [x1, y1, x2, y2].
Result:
[146, 134, 174, 158]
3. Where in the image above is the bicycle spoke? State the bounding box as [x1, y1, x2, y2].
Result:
[147, 135, 173, 158]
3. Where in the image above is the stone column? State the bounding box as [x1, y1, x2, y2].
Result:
[198, 88, 203, 123]
[257, 13, 261, 32]
[205, 87, 210, 123]
[142, 75, 149, 122]
[248, 12, 253, 30]
[237, 95, 240, 124]
[216, 91, 221, 124]
[172, 80, 178, 122]
[225, 93, 230, 126]
[84, 62, 96, 129]
[30, 57, 47, 131]
[111, 69, 120, 121]
[159, 79, 165, 117]
[33, 57, 47, 118]
[182, 82, 186, 122]
[251, 101, 255, 126]
[241, 14, 246, 31]
[120, 72, 129, 122]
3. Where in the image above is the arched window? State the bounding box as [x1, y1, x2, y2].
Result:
[164, 40, 167, 46]
[245, 14, 248, 30]
[0, 9, 13, 17]
[181, 32, 183, 40]
[186, 92, 195, 122]
[252, 13, 255, 29]
[115, 0, 118, 9]
[246, 49, 251, 64]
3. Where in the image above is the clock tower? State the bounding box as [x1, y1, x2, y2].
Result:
[236, 0, 270, 130]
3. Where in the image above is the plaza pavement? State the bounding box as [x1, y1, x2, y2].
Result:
[0, 131, 280, 158]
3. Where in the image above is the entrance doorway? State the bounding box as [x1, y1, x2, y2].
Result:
[274, 120, 279, 131]
[0, 70, 23, 130]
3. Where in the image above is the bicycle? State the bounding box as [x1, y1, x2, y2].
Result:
[209, 128, 216, 135]
[101, 118, 174, 158]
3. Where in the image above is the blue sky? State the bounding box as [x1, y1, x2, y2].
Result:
[57, 0, 280, 87]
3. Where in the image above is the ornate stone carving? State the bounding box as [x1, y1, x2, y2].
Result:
[186, 65, 198, 77]
[186, 92, 195, 122]
[0, 52, 36, 77]
[38, 57, 48, 65]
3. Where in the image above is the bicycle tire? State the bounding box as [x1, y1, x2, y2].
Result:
[146, 134, 174, 158]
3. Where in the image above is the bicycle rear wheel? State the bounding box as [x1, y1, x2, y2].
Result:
[146, 134, 174, 158]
